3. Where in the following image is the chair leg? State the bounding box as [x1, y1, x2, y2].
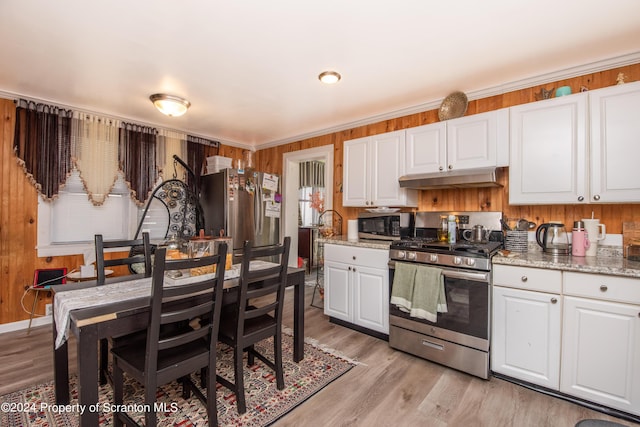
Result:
[113, 361, 124, 427]
[99, 338, 109, 385]
[247, 344, 255, 366]
[207, 356, 218, 427]
[144, 380, 158, 427]
[181, 376, 191, 399]
[274, 331, 284, 390]
[234, 346, 247, 414]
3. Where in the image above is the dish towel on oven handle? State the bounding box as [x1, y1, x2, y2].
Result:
[410, 265, 447, 322]
[390, 263, 447, 322]
[390, 262, 417, 313]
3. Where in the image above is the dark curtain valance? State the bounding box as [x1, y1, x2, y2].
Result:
[13, 99, 221, 205]
[13, 99, 73, 200]
[186, 135, 220, 188]
[119, 122, 158, 205]
[299, 160, 325, 189]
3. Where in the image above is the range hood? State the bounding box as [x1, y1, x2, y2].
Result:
[399, 167, 503, 189]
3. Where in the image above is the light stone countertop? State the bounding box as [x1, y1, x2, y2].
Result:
[317, 236, 392, 250]
[493, 250, 640, 279]
[317, 237, 640, 278]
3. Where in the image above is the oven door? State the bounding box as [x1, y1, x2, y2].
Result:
[388, 261, 490, 348]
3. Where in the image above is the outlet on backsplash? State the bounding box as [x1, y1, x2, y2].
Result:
[45, 303, 52, 316]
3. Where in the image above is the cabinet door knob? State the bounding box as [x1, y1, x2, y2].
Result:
[551, 297, 558, 304]
[348, 266, 352, 271]
[600, 284, 608, 292]
[593, 195, 601, 201]
[353, 267, 356, 272]
[352, 256, 356, 260]
[521, 276, 528, 282]
[439, 166, 444, 171]
[448, 165, 453, 170]
[578, 196, 584, 202]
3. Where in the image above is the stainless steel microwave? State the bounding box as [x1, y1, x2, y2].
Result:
[358, 212, 414, 241]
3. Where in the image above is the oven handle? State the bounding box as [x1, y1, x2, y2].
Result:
[389, 260, 488, 282]
[441, 270, 489, 282]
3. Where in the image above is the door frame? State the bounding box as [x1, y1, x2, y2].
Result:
[282, 145, 334, 267]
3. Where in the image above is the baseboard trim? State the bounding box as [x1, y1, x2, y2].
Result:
[0, 315, 52, 334]
[328, 317, 389, 341]
[491, 372, 640, 424]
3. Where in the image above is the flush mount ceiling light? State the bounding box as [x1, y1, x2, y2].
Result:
[318, 71, 341, 84]
[149, 94, 191, 117]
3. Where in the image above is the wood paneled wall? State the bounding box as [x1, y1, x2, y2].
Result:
[0, 102, 246, 324]
[256, 63, 640, 231]
[1, 63, 639, 324]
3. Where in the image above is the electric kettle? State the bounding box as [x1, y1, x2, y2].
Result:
[536, 223, 571, 255]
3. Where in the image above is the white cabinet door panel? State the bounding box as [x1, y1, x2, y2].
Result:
[447, 110, 499, 170]
[343, 137, 370, 207]
[590, 81, 640, 202]
[509, 94, 587, 204]
[492, 286, 561, 389]
[405, 122, 446, 174]
[371, 131, 407, 206]
[561, 296, 640, 415]
[324, 260, 351, 322]
[353, 265, 389, 334]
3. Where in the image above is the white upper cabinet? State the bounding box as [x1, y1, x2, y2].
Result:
[343, 130, 418, 207]
[509, 93, 588, 204]
[405, 109, 509, 175]
[405, 122, 447, 175]
[510, 81, 640, 205]
[590, 81, 640, 203]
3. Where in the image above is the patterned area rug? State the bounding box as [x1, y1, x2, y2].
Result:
[1, 331, 355, 426]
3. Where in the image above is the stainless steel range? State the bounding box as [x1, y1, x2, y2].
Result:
[388, 211, 503, 379]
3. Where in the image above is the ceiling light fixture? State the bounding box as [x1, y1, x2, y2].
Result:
[149, 94, 191, 117]
[318, 71, 341, 84]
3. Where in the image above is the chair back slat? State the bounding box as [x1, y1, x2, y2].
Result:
[95, 232, 153, 285]
[158, 327, 210, 351]
[160, 301, 212, 325]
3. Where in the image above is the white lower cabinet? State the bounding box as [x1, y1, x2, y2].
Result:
[560, 272, 640, 416]
[324, 244, 389, 335]
[492, 266, 640, 417]
[492, 265, 562, 389]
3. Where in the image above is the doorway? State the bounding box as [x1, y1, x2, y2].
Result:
[282, 145, 334, 267]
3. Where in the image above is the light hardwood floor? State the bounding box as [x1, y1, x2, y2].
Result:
[1, 280, 638, 427]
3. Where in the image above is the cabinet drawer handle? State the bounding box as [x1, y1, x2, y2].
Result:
[551, 297, 557, 304]
[521, 276, 528, 282]
[600, 285, 608, 292]
[593, 195, 601, 201]
[348, 266, 352, 271]
[448, 164, 453, 170]
[353, 256, 356, 260]
[439, 166, 444, 171]
[578, 196, 584, 202]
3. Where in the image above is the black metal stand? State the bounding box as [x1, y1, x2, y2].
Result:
[311, 241, 324, 309]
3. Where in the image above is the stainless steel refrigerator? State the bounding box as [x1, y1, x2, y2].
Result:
[199, 168, 281, 257]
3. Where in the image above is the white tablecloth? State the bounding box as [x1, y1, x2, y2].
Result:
[54, 261, 276, 349]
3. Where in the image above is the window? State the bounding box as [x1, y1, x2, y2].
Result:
[37, 170, 139, 257]
[298, 187, 324, 227]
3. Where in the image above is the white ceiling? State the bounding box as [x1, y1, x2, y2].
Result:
[1, 1, 640, 149]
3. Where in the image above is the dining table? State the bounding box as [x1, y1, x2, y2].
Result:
[51, 262, 305, 427]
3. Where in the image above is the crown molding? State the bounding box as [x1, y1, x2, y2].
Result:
[257, 51, 640, 150]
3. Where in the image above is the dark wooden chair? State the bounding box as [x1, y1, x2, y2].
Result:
[95, 232, 153, 285]
[111, 244, 228, 427]
[95, 232, 153, 385]
[217, 236, 291, 415]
